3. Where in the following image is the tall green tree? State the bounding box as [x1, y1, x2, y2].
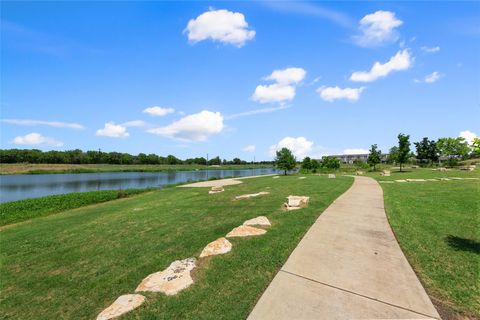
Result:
[275, 148, 296, 175]
[367, 144, 382, 171]
[301, 156, 312, 170]
[437, 137, 470, 166]
[472, 137, 480, 158]
[414, 137, 439, 165]
[397, 133, 411, 172]
[321, 156, 340, 170]
[387, 146, 399, 164]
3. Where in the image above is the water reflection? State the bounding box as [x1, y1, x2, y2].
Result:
[0, 168, 278, 203]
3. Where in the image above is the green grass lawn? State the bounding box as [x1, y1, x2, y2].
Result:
[0, 189, 154, 226]
[370, 168, 479, 318]
[0, 175, 352, 319]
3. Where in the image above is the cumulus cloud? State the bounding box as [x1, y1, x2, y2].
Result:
[252, 67, 306, 104]
[343, 148, 369, 155]
[225, 105, 289, 120]
[350, 49, 413, 82]
[459, 130, 477, 145]
[243, 145, 256, 153]
[122, 120, 148, 127]
[414, 71, 443, 84]
[354, 10, 403, 47]
[96, 122, 129, 138]
[269, 136, 314, 158]
[265, 67, 306, 85]
[1, 119, 84, 129]
[148, 110, 224, 142]
[12, 132, 63, 146]
[142, 106, 175, 117]
[184, 9, 255, 47]
[421, 46, 440, 53]
[317, 86, 365, 102]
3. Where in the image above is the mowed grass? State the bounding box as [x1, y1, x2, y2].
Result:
[0, 175, 352, 319]
[372, 168, 480, 317]
[0, 189, 153, 226]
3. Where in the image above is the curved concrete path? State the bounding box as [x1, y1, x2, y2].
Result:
[248, 176, 440, 320]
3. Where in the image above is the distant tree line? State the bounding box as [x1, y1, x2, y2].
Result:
[0, 149, 273, 166]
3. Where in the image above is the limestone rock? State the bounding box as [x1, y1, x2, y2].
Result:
[328, 174, 336, 178]
[209, 186, 224, 194]
[273, 176, 280, 179]
[235, 192, 269, 200]
[285, 195, 310, 210]
[243, 216, 271, 227]
[200, 237, 232, 258]
[381, 170, 391, 177]
[298, 176, 306, 179]
[356, 171, 364, 175]
[450, 177, 464, 180]
[135, 258, 196, 295]
[226, 225, 266, 237]
[379, 181, 394, 184]
[395, 179, 407, 183]
[426, 179, 438, 181]
[97, 294, 145, 320]
[406, 179, 426, 182]
[440, 178, 451, 181]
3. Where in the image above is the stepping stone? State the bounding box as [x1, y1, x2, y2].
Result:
[356, 171, 364, 175]
[328, 174, 336, 178]
[209, 186, 224, 194]
[226, 225, 266, 237]
[440, 178, 451, 181]
[426, 179, 438, 181]
[298, 177, 306, 179]
[381, 170, 391, 177]
[135, 258, 196, 296]
[379, 181, 394, 184]
[273, 176, 280, 179]
[235, 192, 269, 200]
[450, 177, 464, 180]
[395, 179, 407, 183]
[285, 195, 310, 210]
[96, 294, 145, 320]
[464, 177, 480, 180]
[406, 179, 426, 182]
[200, 237, 232, 258]
[243, 216, 271, 227]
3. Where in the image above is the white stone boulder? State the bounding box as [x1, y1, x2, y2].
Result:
[356, 171, 364, 175]
[273, 176, 280, 179]
[209, 186, 224, 194]
[199, 237, 232, 258]
[298, 176, 306, 179]
[97, 294, 145, 320]
[328, 174, 336, 179]
[243, 216, 271, 227]
[395, 179, 407, 183]
[226, 225, 267, 237]
[381, 170, 391, 177]
[235, 192, 269, 200]
[135, 258, 196, 295]
[406, 179, 426, 182]
[284, 195, 310, 210]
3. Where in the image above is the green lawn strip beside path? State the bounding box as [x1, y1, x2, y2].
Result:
[370, 168, 479, 318]
[0, 189, 154, 226]
[0, 175, 352, 319]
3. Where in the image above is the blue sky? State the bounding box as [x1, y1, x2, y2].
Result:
[1, 1, 479, 160]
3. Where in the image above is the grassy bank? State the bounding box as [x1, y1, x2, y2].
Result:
[0, 189, 154, 226]
[371, 168, 479, 318]
[0, 174, 352, 319]
[0, 163, 271, 175]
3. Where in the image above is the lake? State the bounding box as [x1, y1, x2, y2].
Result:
[0, 168, 279, 203]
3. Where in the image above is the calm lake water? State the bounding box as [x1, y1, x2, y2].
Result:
[0, 168, 279, 203]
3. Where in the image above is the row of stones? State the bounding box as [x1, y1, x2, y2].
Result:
[97, 189, 309, 320]
[379, 177, 479, 183]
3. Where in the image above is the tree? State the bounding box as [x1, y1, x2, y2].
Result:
[414, 137, 438, 165]
[397, 133, 411, 172]
[437, 137, 470, 166]
[472, 137, 480, 158]
[275, 148, 296, 175]
[386, 146, 399, 164]
[367, 144, 382, 171]
[301, 157, 312, 170]
[310, 159, 320, 172]
[321, 156, 340, 170]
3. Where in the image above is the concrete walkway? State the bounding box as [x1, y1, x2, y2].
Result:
[248, 176, 440, 320]
[179, 174, 276, 188]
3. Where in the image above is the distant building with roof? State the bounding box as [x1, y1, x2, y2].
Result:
[321, 153, 388, 164]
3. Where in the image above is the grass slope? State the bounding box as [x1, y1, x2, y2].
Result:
[0, 189, 153, 226]
[0, 175, 352, 319]
[372, 168, 479, 318]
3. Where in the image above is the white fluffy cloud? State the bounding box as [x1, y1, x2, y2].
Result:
[243, 145, 256, 153]
[122, 120, 148, 127]
[317, 86, 365, 102]
[96, 122, 129, 138]
[1, 119, 84, 129]
[142, 106, 175, 117]
[252, 67, 306, 104]
[269, 137, 314, 158]
[12, 132, 63, 146]
[424, 71, 442, 83]
[421, 46, 440, 53]
[354, 10, 403, 47]
[343, 148, 369, 155]
[148, 110, 224, 142]
[459, 130, 477, 145]
[184, 9, 255, 47]
[265, 67, 306, 85]
[350, 49, 413, 82]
